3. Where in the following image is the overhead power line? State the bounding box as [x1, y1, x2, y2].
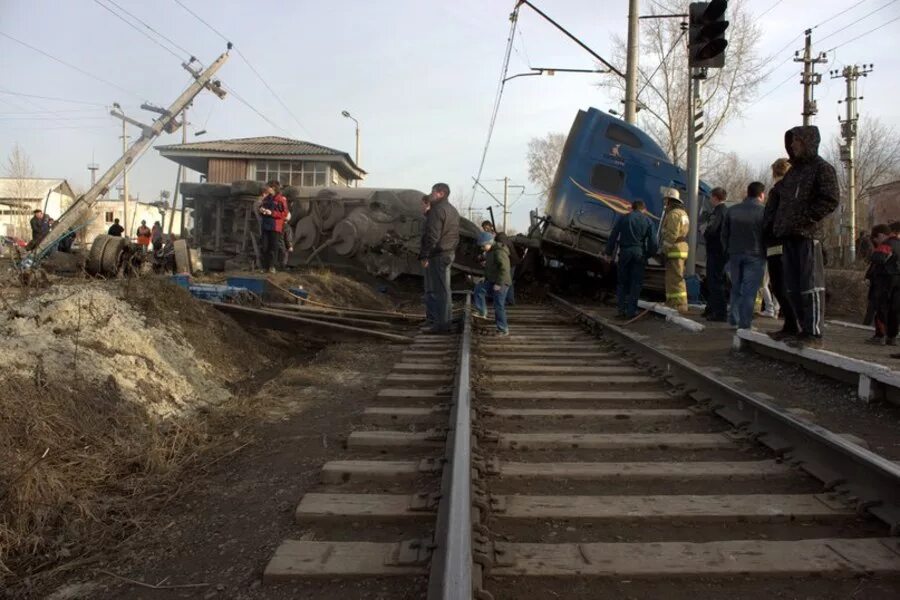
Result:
[0, 30, 144, 99]
[758, 0, 785, 20]
[637, 30, 686, 100]
[223, 85, 291, 136]
[171, 0, 312, 137]
[103, 0, 195, 59]
[817, 0, 898, 43]
[812, 0, 872, 30]
[92, 0, 184, 61]
[0, 88, 108, 106]
[824, 14, 900, 52]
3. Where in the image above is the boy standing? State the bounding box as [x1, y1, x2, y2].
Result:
[473, 231, 511, 336]
[867, 224, 900, 346]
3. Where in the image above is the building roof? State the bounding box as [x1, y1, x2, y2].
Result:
[0, 178, 74, 204]
[155, 136, 365, 179]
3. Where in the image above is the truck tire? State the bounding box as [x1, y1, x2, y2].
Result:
[100, 237, 126, 276]
[86, 235, 111, 275]
[173, 239, 191, 274]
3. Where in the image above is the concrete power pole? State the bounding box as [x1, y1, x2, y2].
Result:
[832, 64, 874, 265]
[502, 176, 510, 233]
[685, 69, 704, 277]
[623, 0, 640, 124]
[795, 29, 828, 126]
[119, 118, 130, 236]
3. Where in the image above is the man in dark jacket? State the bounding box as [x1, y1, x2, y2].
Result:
[763, 158, 799, 338]
[722, 182, 767, 330]
[29, 209, 51, 244]
[419, 183, 460, 333]
[473, 231, 511, 336]
[605, 200, 657, 319]
[107, 218, 124, 237]
[259, 181, 288, 273]
[702, 187, 728, 321]
[495, 231, 520, 305]
[770, 126, 839, 347]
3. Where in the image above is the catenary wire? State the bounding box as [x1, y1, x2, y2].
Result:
[817, 0, 898, 43]
[0, 31, 145, 99]
[0, 88, 108, 106]
[470, 7, 520, 207]
[223, 85, 292, 136]
[758, 0, 785, 20]
[637, 30, 685, 100]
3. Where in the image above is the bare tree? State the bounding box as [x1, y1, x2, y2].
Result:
[702, 151, 770, 205]
[526, 132, 566, 209]
[2, 143, 39, 238]
[600, 0, 767, 166]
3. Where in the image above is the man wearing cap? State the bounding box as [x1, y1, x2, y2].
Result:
[660, 188, 690, 312]
[605, 200, 657, 319]
[473, 230, 511, 336]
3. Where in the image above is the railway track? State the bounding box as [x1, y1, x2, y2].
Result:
[264, 297, 900, 599]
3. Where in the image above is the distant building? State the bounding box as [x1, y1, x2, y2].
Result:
[868, 180, 900, 226]
[155, 136, 365, 187]
[84, 198, 188, 245]
[0, 178, 75, 239]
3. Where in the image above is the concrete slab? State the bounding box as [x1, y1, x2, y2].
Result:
[320, 459, 439, 483]
[487, 408, 692, 421]
[347, 430, 445, 448]
[295, 493, 435, 520]
[485, 390, 673, 401]
[377, 388, 451, 399]
[491, 538, 900, 577]
[499, 432, 732, 450]
[496, 493, 852, 521]
[264, 541, 426, 581]
[480, 365, 641, 374]
[485, 375, 658, 385]
[499, 460, 794, 480]
[637, 300, 706, 332]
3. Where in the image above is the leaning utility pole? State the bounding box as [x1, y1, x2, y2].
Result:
[832, 63, 873, 265]
[21, 48, 231, 270]
[624, 0, 640, 124]
[794, 29, 828, 126]
[117, 116, 130, 236]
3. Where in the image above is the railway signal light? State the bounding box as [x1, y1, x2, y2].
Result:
[689, 1, 729, 69]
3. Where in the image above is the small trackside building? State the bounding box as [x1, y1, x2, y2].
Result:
[155, 136, 366, 187]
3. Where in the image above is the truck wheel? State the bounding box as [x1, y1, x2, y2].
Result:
[86, 235, 111, 275]
[174, 239, 191, 274]
[100, 237, 126, 276]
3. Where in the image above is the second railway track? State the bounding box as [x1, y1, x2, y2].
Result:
[264, 297, 900, 599]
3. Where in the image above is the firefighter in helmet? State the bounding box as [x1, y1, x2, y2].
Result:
[660, 187, 690, 312]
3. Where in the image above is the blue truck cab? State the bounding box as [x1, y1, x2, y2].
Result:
[539, 108, 710, 283]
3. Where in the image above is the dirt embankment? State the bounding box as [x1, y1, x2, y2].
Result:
[0, 277, 311, 596]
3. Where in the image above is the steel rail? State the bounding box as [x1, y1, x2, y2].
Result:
[427, 295, 475, 600]
[549, 294, 900, 533]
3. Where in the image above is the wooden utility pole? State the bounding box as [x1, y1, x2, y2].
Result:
[169, 104, 189, 237]
[832, 63, 873, 264]
[795, 29, 827, 126]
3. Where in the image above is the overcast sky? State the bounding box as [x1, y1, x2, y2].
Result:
[1, 0, 898, 231]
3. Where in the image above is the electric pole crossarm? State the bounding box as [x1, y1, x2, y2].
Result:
[24, 50, 232, 266]
[515, 0, 625, 79]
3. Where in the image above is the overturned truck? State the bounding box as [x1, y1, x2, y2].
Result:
[180, 181, 482, 278]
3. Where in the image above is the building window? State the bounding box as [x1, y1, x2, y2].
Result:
[105, 211, 114, 223]
[331, 169, 348, 187]
[254, 160, 328, 187]
[590, 164, 625, 194]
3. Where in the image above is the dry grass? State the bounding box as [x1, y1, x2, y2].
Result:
[826, 268, 868, 321]
[266, 269, 393, 310]
[0, 372, 270, 596]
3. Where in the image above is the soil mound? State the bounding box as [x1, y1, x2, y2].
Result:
[0, 279, 269, 416]
[262, 269, 393, 310]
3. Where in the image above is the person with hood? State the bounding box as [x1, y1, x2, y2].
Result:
[419, 183, 460, 333]
[258, 180, 288, 273]
[702, 187, 728, 322]
[473, 230, 511, 336]
[495, 231, 521, 305]
[606, 200, 657, 319]
[770, 126, 839, 347]
[660, 187, 690, 312]
[151, 221, 163, 252]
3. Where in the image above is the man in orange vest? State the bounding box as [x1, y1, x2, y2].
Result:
[136, 220, 152, 253]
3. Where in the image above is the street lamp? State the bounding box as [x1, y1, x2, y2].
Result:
[341, 110, 361, 187]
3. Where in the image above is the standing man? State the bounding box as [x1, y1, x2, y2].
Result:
[763, 157, 798, 339]
[29, 209, 51, 245]
[722, 182, 767, 330]
[473, 231, 511, 336]
[419, 183, 460, 334]
[136, 220, 152, 253]
[107, 218, 124, 237]
[771, 126, 839, 348]
[151, 221, 163, 252]
[703, 187, 728, 322]
[258, 181, 287, 274]
[605, 200, 657, 319]
[660, 188, 690, 312]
